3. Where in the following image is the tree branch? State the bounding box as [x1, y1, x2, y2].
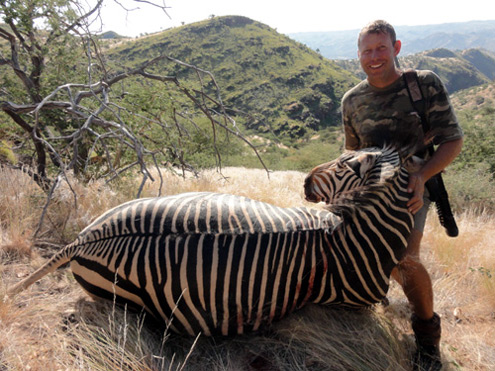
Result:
[1, 0, 269, 238]
[2, 109, 48, 180]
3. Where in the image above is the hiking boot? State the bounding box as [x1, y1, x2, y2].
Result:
[413, 344, 442, 371]
[411, 313, 442, 371]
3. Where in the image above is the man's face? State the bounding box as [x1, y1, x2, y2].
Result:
[358, 31, 401, 88]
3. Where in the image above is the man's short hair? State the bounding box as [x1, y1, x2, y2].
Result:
[358, 20, 397, 46]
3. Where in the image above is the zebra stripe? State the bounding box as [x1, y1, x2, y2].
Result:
[305, 147, 414, 306]
[9, 146, 413, 337]
[72, 194, 337, 335]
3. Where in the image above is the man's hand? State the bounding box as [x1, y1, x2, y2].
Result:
[406, 138, 463, 215]
[407, 172, 425, 214]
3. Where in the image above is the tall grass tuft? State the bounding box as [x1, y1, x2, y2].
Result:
[0, 167, 43, 261]
[421, 209, 495, 369]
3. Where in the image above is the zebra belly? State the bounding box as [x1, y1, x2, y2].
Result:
[69, 231, 320, 336]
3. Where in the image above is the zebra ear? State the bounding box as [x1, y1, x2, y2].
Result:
[345, 158, 362, 177]
[345, 154, 375, 178]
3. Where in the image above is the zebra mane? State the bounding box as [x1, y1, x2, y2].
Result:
[324, 176, 401, 218]
[323, 147, 407, 218]
[326, 181, 401, 216]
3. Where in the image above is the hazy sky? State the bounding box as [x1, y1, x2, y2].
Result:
[95, 0, 494, 37]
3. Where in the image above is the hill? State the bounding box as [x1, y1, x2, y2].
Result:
[108, 16, 358, 140]
[460, 48, 495, 79]
[99, 30, 125, 39]
[451, 80, 495, 110]
[400, 48, 495, 93]
[105, 17, 495, 172]
[449, 81, 495, 176]
[289, 20, 495, 59]
[335, 48, 495, 94]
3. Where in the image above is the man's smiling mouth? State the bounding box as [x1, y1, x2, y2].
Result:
[370, 64, 384, 69]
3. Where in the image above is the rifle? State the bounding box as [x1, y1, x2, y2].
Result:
[403, 69, 459, 237]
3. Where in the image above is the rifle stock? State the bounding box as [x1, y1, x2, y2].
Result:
[425, 174, 459, 237]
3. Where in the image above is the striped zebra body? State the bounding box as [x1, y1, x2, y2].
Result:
[69, 192, 339, 336]
[9, 147, 413, 336]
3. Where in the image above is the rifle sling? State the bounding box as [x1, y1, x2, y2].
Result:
[402, 69, 433, 156]
[402, 69, 459, 237]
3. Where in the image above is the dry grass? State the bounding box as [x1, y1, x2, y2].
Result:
[1, 166, 494, 370]
[420, 211, 495, 370]
[0, 168, 42, 262]
[140, 166, 313, 208]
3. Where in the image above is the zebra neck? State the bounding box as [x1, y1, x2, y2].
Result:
[313, 169, 413, 307]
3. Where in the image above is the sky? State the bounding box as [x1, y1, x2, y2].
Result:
[95, 0, 495, 37]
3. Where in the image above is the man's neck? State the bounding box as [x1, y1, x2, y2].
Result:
[367, 69, 402, 89]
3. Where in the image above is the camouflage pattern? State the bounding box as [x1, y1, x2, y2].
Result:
[342, 70, 463, 154]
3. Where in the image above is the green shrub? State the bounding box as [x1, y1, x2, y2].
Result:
[445, 163, 495, 213]
[0, 140, 16, 164]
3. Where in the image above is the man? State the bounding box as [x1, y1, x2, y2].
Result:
[341, 20, 463, 370]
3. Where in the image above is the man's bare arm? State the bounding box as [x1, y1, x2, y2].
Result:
[407, 137, 464, 214]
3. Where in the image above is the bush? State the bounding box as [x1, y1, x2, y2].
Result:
[445, 163, 495, 213]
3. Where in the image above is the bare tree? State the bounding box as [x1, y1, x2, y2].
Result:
[0, 0, 267, 237]
[0, 0, 265, 194]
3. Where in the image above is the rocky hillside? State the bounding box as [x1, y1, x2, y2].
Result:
[108, 16, 358, 139]
[451, 81, 495, 110]
[460, 48, 495, 80]
[399, 48, 494, 92]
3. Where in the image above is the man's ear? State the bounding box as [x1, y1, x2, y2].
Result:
[394, 40, 402, 56]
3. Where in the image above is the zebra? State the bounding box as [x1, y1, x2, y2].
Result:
[303, 148, 403, 204]
[7, 146, 415, 337]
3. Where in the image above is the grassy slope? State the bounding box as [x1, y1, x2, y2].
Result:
[108, 16, 358, 139]
[449, 82, 495, 180]
[1, 166, 494, 370]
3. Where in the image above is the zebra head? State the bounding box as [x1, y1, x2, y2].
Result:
[304, 146, 405, 205]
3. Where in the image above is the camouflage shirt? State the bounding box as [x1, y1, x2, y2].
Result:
[342, 70, 463, 154]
